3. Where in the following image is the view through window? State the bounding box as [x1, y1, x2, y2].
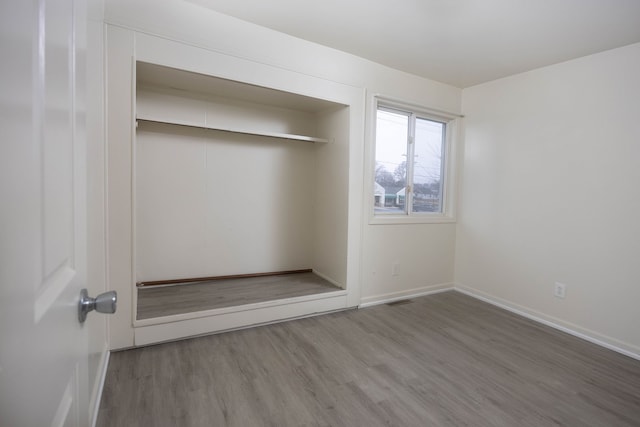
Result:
[374, 105, 446, 215]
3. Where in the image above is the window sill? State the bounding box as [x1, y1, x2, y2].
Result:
[369, 214, 456, 225]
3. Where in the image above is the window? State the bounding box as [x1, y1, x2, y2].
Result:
[372, 98, 457, 223]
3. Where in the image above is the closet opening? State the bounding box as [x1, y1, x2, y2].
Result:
[134, 62, 351, 323]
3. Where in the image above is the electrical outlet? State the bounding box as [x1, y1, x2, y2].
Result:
[392, 262, 400, 276]
[554, 282, 566, 299]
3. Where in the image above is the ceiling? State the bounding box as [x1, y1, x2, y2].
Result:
[188, 0, 640, 88]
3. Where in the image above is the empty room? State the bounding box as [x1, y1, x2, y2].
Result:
[2, 0, 640, 426]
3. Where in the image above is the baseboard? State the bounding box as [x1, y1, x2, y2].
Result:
[90, 347, 110, 427]
[455, 285, 640, 361]
[311, 269, 344, 289]
[124, 306, 356, 350]
[359, 283, 454, 308]
[134, 293, 349, 346]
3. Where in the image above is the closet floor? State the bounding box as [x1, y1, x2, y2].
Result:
[136, 272, 342, 320]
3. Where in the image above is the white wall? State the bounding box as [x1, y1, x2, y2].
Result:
[314, 107, 351, 288]
[361, 224, 456, 303]
[134, 86, 327, 282]
[104, 0, 462, 306]
[104, 0, 460, 111]
[135, 121, 317, 282]
[456, 43, 640, 355]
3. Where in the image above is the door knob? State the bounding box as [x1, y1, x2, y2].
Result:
[78, 289, 117, 323]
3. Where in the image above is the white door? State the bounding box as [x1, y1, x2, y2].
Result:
[0, 0, 92, 426]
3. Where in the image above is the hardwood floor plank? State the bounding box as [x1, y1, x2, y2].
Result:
[98, 292, 640, 426]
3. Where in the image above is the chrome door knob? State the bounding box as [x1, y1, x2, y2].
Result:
[78, 289, 117, 323]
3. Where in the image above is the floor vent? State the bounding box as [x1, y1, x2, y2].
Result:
[386, 299, 413, 306]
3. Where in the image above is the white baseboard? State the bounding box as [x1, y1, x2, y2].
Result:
[312, 269, 344, 289]
[359, 283, 454, 308]
[455, 285, 640, 361]
[133, 293, 349, 346]
[90, 347, 110, 427]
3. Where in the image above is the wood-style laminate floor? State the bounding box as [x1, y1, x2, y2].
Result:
[98, 291, 640, 427]
[137, 272, 342, 320]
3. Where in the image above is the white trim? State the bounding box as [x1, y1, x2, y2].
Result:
[133, 289, 348, 327]
[130, 53, 138, 335]
[104, 22, 364, 93]
[134, 293, 349, 346]
[359, 283, 454, 308]
[371, 93, 463, 119]
[90, 348, 110, 427]
[455, 285, 640, 361]
[127, 307, 356, 350]
[369, 215, 456, 225]
[367, 94, 460, 225]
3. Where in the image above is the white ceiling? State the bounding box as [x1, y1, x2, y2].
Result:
[188, 0, 640, 88]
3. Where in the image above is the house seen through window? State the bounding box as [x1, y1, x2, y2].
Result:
[374, 103, 447, 216]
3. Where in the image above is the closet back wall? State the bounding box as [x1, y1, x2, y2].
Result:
[136, 122, 316, 282]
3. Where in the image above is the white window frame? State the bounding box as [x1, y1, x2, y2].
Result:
[368, 95, 460, 225]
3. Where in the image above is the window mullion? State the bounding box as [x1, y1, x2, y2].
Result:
[438, 124, 447, 212]
[406, 113, 416, 215]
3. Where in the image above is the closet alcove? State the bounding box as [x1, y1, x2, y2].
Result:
[133, 62, 352, 322]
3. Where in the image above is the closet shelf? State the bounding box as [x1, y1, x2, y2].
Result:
[136, 117, 330, 144]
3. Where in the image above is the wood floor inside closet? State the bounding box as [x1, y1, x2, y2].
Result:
[100, 291, 640, 427]
[136, 272, 342, 320]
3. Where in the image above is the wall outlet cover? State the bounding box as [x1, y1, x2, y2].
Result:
[392, 263, 400, 276]
[554, 282, 566, 299]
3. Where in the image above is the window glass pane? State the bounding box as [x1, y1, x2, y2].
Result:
[413, 117, 444, 213]
[374, 109, 408, 214]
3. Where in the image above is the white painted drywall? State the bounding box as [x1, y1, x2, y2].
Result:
[104, 0, 460, 112]
[134, 86, 334, 282]
[457, 43, 640, 354]
[135, 121, 317, 282]
[314, 108, 351, 288]
[361, 224, 456, 304]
